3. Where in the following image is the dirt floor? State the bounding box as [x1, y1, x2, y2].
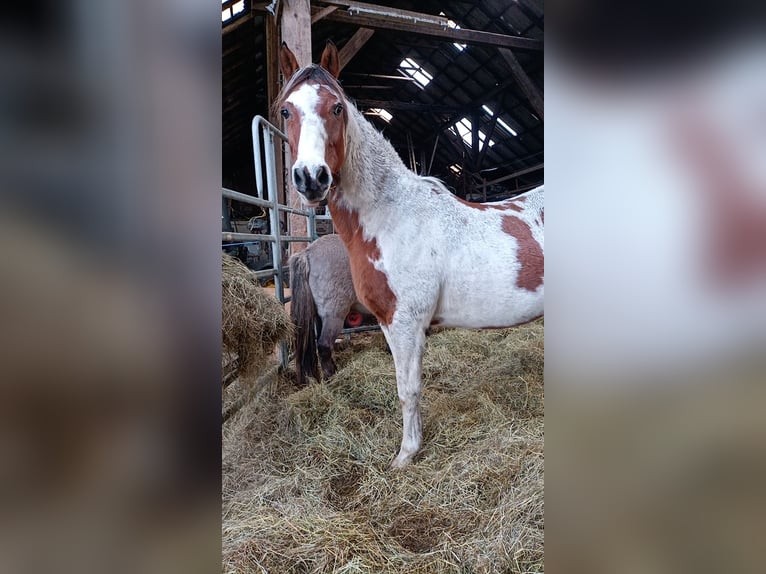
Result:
[223, 320, 544, 574]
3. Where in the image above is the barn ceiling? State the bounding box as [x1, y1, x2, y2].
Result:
[222, 0, 543, 202]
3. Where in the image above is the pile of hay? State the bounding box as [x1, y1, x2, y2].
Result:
[222, 253, 293, 378]
[223, 320, 544, 573]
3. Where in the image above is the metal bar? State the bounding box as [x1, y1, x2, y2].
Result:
[264, 127, 289, 369]
[221, 232, 315, 243]
[250, 116, 288, 199]
[307, 209, 318, 241]
[223, 187, 272, 208]
[251, 118, 265, 199]
[252, 268, 279, 280]
[223, 232, 275, 242]
[277, 204, 314, 216]
[279, 236, 313, 243]
[340, 324, 381, 335]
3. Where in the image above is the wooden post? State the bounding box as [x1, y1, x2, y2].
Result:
[281, 0, 312, 255]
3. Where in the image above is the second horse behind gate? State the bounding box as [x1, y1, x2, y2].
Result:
[289, 233, 372, 386]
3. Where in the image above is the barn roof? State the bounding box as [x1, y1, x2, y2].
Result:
[223, 0, 543, 202]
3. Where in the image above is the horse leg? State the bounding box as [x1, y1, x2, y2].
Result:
[381, 319, 427, 468]
[317, 314, 344, 380]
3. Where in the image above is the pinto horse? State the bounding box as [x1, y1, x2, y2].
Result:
[289, 233, 372, 386]
[278, 42, 544, 467]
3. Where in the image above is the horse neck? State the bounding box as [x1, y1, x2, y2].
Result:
[335, 104, 407, 211]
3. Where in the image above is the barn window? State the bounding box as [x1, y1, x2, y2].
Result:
[449, 117, 495, 150]
[481, 105, 518, 137]
[440, 12, 466, 51]
[222, 0, 245, 23]
[367, 108, 393, 122]
[398, 58, 433, 89]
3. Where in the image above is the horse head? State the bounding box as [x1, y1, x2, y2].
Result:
[277, 42, 347, 207]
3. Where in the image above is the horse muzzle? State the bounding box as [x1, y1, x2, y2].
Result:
[293, 164, 331, 204]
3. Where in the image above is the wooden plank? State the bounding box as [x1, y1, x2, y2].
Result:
[222, 12, 254, 35]
[281, 0, 312, 254]
[311, 5, 338, 23]
[498, 48, 544, 121]
[320, 6, 542, 50]
[338, 27, 375, 71]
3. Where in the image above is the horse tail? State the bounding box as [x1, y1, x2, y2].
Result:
[290, 250, 320, 386]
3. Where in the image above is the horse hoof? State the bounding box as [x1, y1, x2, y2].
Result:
[390, 453, 413, 469]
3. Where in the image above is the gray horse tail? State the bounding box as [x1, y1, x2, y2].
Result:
[290, 251, 320, 386]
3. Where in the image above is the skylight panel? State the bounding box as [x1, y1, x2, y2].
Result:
[449, 117, 495, 150]
[481, 105, 518, 137]
[368, 108, 393, 122]
[398, 58, 433, 89]
[222, 0, 245, 23]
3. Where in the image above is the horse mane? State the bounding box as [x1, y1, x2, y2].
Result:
[273, 65, 345, 115]
[421, 175, 450, 193]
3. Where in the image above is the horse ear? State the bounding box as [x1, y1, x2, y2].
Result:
[320, 40, 340, 79]
[280, 42, 300, 80]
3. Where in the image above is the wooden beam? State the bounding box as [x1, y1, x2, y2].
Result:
[498, 48, 544, 121]
[311, 5, 338, 23]
[222, 12, 254, 35]
[338, 27, 375, 71]
[471, 111, 479, 170]
[415, 79, 517, 147]
[281, 0, 312, 254]
[282, 0, 312, 67]
[477, 113, 499, 171]
[316, 2, 542, 50]
[319, 0, 448, 28]
[484, 163, 543, 186]
[354, 99, 460, 113]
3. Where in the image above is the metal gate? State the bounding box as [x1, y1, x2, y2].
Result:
[222, 115, 378, 372]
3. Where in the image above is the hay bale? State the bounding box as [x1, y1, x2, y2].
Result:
[221, 253, 293, 378]
[223, 320, 544, 574]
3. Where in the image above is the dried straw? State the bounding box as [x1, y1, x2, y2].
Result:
[223, 321, 544, 574]
[222, 253, 293, 379]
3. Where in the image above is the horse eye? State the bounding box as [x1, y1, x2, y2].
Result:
[280, 108, 290, 119]
[333, 103, 343, 116]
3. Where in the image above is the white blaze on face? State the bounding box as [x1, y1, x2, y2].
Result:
[286, 83, 330, 185]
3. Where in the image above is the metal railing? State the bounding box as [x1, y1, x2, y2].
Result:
[223, 116, 318, 368]
[222, 115, 380, 371]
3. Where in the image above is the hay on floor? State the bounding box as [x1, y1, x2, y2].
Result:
[223, 320, 544, 574]
[221, 253, 293, 379]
